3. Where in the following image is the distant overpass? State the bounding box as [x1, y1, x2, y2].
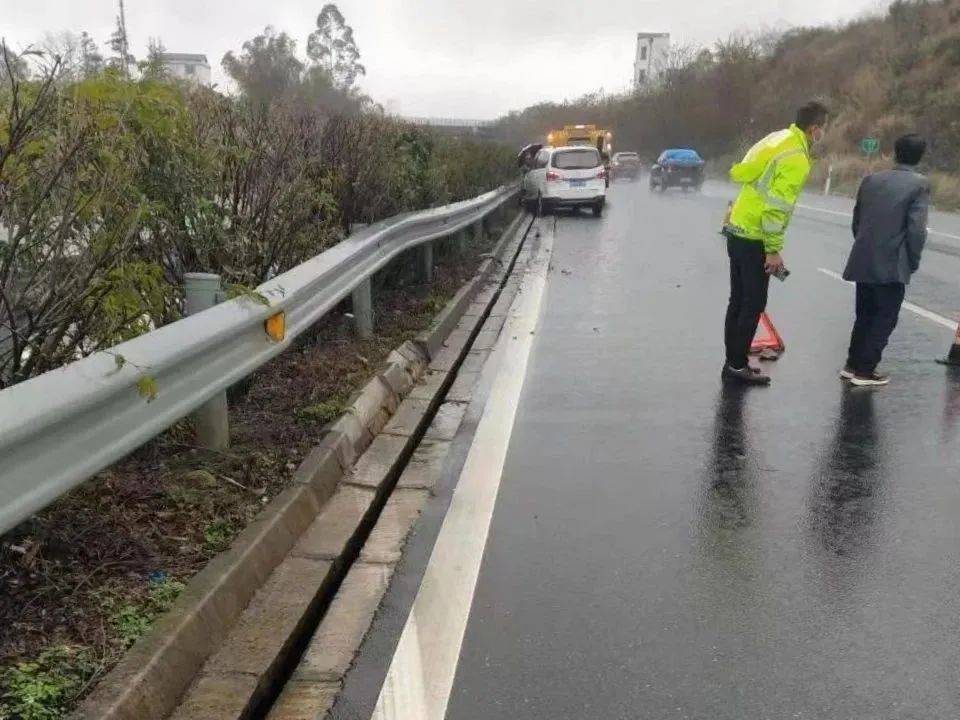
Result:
[403, 116, 498, 137]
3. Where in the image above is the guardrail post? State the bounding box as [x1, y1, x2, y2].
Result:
[418, 242, 434, 284]
[459, 229, 469, 255]
[482, 214, 494, 238]
[351, 278, 374, 338]
[472, 219, 484, 245]
[184, 273, 230, 450]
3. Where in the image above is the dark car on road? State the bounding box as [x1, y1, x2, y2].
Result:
[650, 149, 705, 192]
[610, 151, 642, 182]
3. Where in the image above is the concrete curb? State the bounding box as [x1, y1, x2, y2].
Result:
[413, 210, 524, 359]
[266, 210, 532, 720]
[75, 207, 528, 720]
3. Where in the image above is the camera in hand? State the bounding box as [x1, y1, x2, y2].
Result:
[772, 266, 791, 281]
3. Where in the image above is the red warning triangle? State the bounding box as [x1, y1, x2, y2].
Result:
[750, 312, 785, 354]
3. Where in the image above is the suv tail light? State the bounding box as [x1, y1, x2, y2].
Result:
[546, 170, 562, 182]
[596, 167, 607, 179]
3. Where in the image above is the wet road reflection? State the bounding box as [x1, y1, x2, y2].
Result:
[941, 366, 960, 444]
[694, 385, 765, 611]
[807, 389, 885, 561]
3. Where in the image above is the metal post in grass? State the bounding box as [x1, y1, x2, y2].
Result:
[454, 228, 469, 256]
[418, 242, 434, 284]
[472, 218, 484, 246]
[351, 278, 374, 338]
[482, 212, 495, 239]
[184, 273, 230, 450]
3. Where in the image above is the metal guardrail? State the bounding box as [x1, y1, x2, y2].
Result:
[0, 184, 517, 536]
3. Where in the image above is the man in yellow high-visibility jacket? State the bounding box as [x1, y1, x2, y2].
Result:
[722, 101, 829, 385]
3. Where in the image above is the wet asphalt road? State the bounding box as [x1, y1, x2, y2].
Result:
[441, 181, 960, 719]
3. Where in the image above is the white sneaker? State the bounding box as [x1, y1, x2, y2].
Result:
[850, 372, 890, 387]
[839, 367, 855, 380]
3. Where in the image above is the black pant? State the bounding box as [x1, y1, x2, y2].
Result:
[846, 282, 905, 374]
[724, 234, 769, 369]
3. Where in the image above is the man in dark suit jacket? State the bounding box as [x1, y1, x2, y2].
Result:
[841, 134, 930, 386]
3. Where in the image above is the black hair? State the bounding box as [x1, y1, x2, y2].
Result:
[894, 134, 926, 166]
[795, 101, 829, 130]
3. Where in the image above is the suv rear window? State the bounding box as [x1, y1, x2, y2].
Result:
[552, 149, 600, 170]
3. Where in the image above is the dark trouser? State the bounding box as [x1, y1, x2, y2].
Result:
[724, 234, 770, 369]
[846, 282, 906, 374]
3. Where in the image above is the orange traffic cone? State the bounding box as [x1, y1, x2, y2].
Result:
[936, 321, 960, 366]
[750, 312, 785, 360]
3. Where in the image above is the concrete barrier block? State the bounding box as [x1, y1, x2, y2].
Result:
[316, 430, 358, 472]
[471, 328, 500, 351]
[428, 344, 463, 372]
[462, 300, 489, 318]
[415, 278, 479, 358]
[381, 398, 432, 438]
[407, 370, 448, 402]
[291, 446, 342, 502]
[291, 563, 395, 682]
[359, 489, 430, 564]
[460, 350, 489, 375]
[204, 557, 334, 677]
[347, 377, 396, 431]
[481, 313, 506, 334]
[291, 485, 377, 562]
[446, 371, 480, 404]
[396, 340, 429, 367]
[424, 402, 468, 442]
[167, 672, 259, 720]
[347, 434, 410, 490]
[266, 680, 339, 720]
[378, 361, 416, 397]
[327, 413, 367, 455]
[396, 438, 450, 492]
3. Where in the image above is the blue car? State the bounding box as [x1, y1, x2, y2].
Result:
[650, 149, 705, 192]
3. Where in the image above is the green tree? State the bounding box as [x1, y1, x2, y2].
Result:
[140, 37, 168, 79]
[221, 26, 304, 106]
[107, 0, 131, 78]
[306, 4, 366, 91]
[79, 31, 104, 78]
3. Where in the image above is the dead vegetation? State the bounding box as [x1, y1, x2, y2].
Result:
[0, 235, 495, 719]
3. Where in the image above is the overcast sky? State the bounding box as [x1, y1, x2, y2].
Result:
[5, 0, 887, 118]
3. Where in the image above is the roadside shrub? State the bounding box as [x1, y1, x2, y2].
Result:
[0, 645, 99, 720]
[0, 52, 515, 387]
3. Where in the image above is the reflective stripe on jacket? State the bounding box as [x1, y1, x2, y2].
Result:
[727, 124, 812, 253]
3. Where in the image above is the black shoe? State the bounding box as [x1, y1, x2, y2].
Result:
[722, 364, 771, 386]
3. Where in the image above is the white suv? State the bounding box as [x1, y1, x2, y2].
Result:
[521, 146, 607, 217]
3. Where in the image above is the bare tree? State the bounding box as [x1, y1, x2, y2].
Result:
[307, 4, 366, 91]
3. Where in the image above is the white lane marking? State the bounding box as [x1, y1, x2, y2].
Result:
[797, 202, 960, 242]
[371, 229, 554, 720]
[796, 203, 851, 220]
[817, 267, 958, 331]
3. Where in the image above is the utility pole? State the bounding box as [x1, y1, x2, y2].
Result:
[117, 0, 130, 79]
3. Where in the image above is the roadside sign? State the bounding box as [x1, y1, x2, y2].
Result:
[861, 137, 879, 155]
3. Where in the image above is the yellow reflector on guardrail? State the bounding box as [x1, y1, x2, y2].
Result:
[265, 312, 286, 342]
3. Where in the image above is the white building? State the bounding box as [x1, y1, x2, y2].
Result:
[159, 53, 212, 86]
[634, 33, 671, 87]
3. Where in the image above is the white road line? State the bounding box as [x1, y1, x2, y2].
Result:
[796, 203, 851, 219]
[817, 267, 958, 331]
[371, 229, 554, 720]
[797, 202, 960, 242]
